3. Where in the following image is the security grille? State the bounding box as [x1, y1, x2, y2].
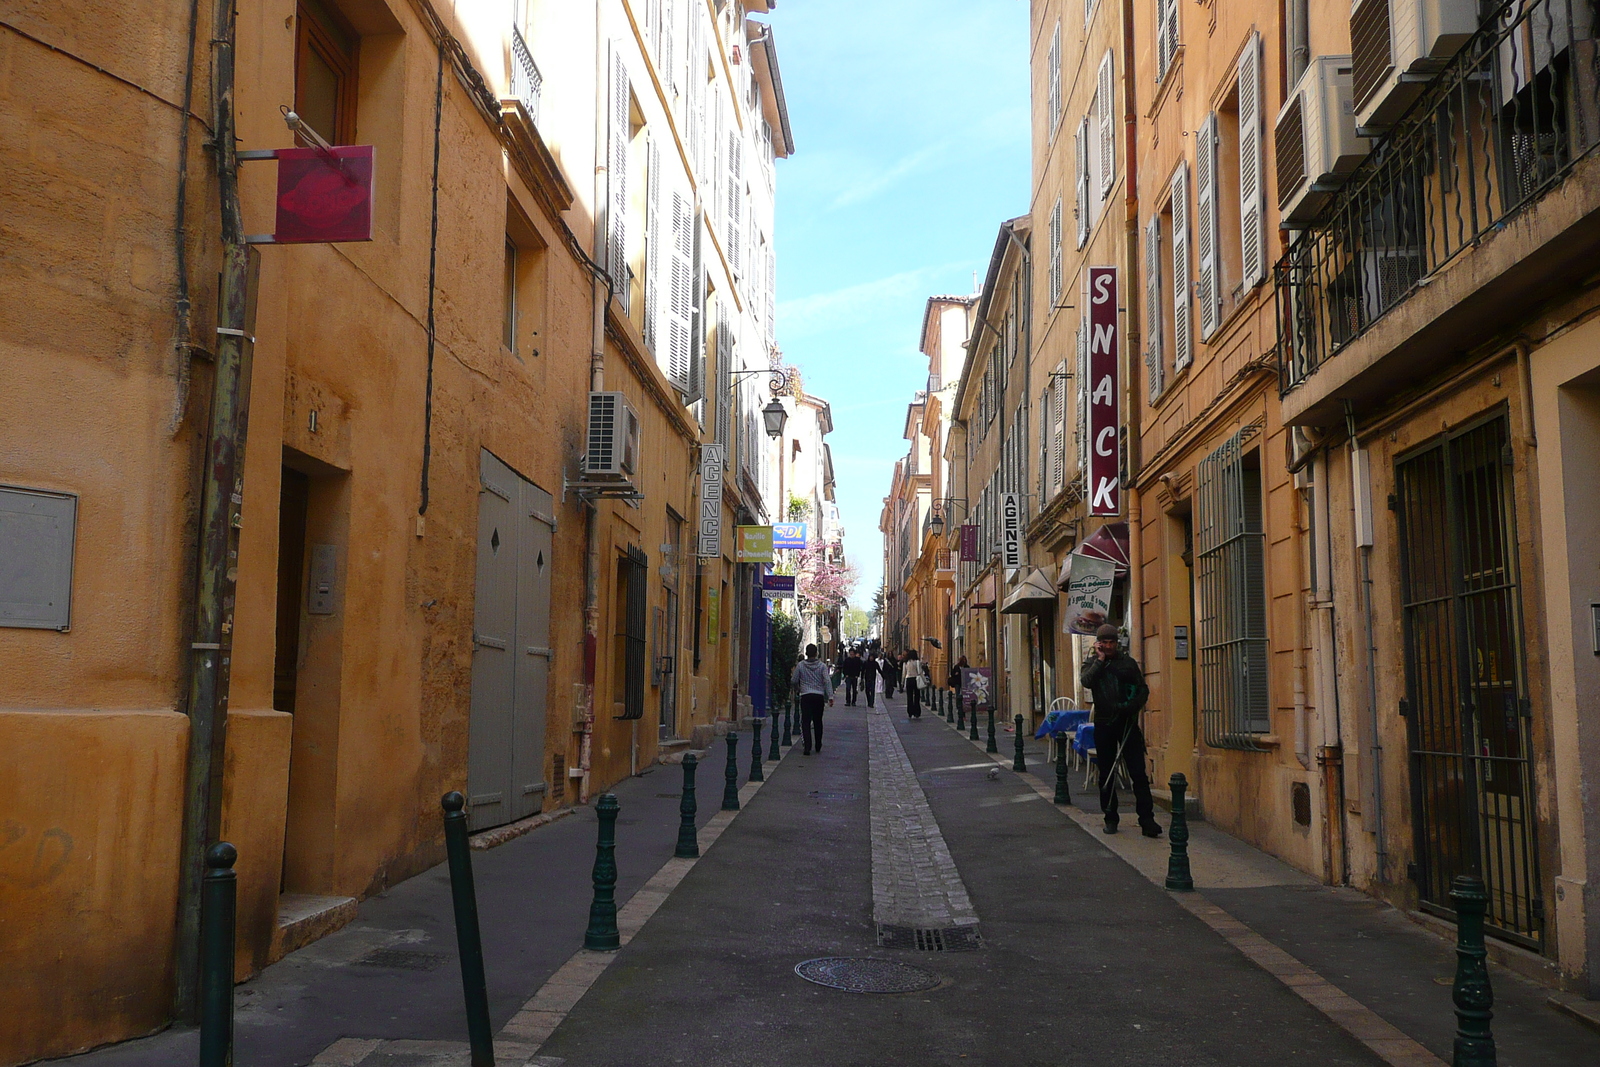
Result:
[1395, 414, 1542, 948]
[1275, 94, 1307, 209]
[1350, 0, 1393, 114]
[1195, 424, 1270, 749]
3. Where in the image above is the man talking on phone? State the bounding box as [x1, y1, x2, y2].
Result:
[1080, 624, 1162, 838]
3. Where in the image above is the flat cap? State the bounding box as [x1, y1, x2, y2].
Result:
[1094, 624, 1120, 640]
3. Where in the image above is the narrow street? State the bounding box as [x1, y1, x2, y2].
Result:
[56, 691, 1600, 1067]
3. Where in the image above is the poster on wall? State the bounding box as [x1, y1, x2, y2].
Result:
[1063, 552, 1117, 635]
[698, 445, 725, 558]
[961, 666, 994, 708]
[1086, 266, 1121, 517]
[706, 587, 721, 645]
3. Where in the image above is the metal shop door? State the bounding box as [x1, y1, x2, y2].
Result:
[468, 449, 554, 831]
[1394, 414, 1541, 947]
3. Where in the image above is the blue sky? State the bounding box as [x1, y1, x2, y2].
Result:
[771, 0, 1031, 609]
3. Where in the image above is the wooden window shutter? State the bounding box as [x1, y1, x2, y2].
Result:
[1144, 213, 1164, 404]
[1170, 160, 1193, 371]
[1237, 31, 1266, 289]
[661, 0, 676, 95]
[1049, 199, 1062, 306]
[645, 136, 662, 352]
[1196, 111, 1221, 339]
[1051, 360, 1067, 495]
[715, 310, 732, 456]
[727, 128, 742, 277]
[667, 189, 694, 392]
[1097, 51, 1115, 200]
[765, 244, 776, 343]
[610, 49, 630, 307]
[1075, 317, 1089, 474]
[687, 207, 705, 403]
[1048, 22, 1062, 136]
[1075, 119, 1090, 247]
[1157, 0, 1178, 81]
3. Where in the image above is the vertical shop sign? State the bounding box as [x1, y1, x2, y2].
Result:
[1087, 266, 1121, 516]
[1000, 493, 1024, 569]
[959, 523, 979, 563]
[698, 444, 724, 558]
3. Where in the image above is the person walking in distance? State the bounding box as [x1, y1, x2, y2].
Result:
[859, 650, 880, 708]
[840, 647, 864, 707]
[903, 649, 927, 719]
[791, 643, 835, 755]
[947, 655, 967, 706]
[1080, 624, 1161, 836]
[881, 653, 901, 700]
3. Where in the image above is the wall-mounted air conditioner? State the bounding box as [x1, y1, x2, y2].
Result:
[584, 391, 640, 480]
[1276, 56, 1370, 224]
[1350, 0, 1480, 132]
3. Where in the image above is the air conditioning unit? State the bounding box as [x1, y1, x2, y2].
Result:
[584, 391, 640, 480]
[1349, 0, 1480, 132]
[1276, 56, 1371, 225]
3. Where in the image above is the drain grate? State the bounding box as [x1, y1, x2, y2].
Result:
[876, 923, 983, 952]
[355, 948, 450, 971]
[793, 957, 943, 994]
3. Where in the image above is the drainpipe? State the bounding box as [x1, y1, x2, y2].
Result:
[580, 7, 609, 804]
[174, 0, 254, 1020]
[1288, 0, 1311, 85]
[1311, 447, 1349, 884]
[1121, 0, 1143, 653]
[1292, 464, 1312, 771]
[1347, 402, 1387, 880]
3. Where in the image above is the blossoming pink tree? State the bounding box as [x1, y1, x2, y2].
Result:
[796, 538, 858, 617]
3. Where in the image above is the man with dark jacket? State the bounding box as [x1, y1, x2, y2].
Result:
[859, 652, 880, 708]
[1080, 624, 1162, 838]
[840, 648, 864, 706]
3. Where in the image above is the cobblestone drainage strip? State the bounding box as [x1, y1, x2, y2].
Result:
[793, 957, 944, 994]
[876, 923, 983, 952]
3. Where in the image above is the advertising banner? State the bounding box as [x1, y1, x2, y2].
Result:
[736, 525, 774, 563]
[959, 523, 979, 563]
[1086, 266, 1121, 516]
[761, 574, 796, 598]
[960, 666, 994, 709]
[772, 522, 808, 550]
[706, 587, 721, 645]
[1063, 553, 1117, 635]
[698, 445, 725, 558]
[1000, 493, 1024, 569]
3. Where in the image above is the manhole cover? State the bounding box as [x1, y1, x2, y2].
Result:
[807, 790, 860, 801]
[355, 948, 450, 971]
[793, 956, 942, 994]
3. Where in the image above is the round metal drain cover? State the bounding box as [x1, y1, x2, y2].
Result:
[794, 956, 942, 994]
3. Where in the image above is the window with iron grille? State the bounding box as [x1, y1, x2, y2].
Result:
[617, 546, 648, 720]
[1195, 425, 1269, 747]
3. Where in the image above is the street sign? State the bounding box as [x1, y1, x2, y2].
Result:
[273, 146, 374, 243]
[698, 445, 724, 558]
[959, 524, 979, 563]
[1086, 266, 1120, 517]
[762, 574, 796, 598]
[736, 525, 773, 563]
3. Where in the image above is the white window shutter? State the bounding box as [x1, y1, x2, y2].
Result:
[1075, 119, 1090, 247]
[687, 206, 705, 403]
[1196, 111, 1221, 339]
[727, 128, 742, 277]
[1098, 51, 1116, 201]
[1075, 318, 1089, 474]
[610, 51, 630, 308]
[1049, 199, 1062, 306]
[666, 190, 694, 391]
[1238, 31, 1266, 290]
[1048, 22, 1062, 137]
[1170, 160, 1193, 371]
[1145, 213, 1163, 404]
[645, 136, 662, 351]
[661, 0, 676, 95]
[1051, 360, 1066, 495]
[1157, 0, 1178, 82]
[765, 244, 776, 343]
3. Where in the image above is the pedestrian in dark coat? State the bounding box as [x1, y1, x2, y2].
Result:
[859, 652, 880, 708]
[1079, 624, 1162, 838]
[840, 649, 864, 706]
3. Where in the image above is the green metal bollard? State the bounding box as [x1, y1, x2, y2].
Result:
[986, 708, 998, 753]
[722, 734, 741, 810]
[750, 720, 765, 783]
[441, 792, 496, 1064]
[957, 697, 966, 731]
[783, 699, 794, 747]
[1450, 875, 1497, 1067]
[944, 691, 953, 723]
[969, 700, 980, 741]
[769, 712, 781, 761]
[1164, 773, 1195, 892]
[674, 755, 700, 859]
[1054, 736, 1072, 805]
[198, 842, 237, 1067]
[1013, 715, 1027, 772]
[584, 794, 621, 951]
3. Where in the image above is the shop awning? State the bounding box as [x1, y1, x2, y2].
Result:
[1056, 521, 1131, 587]
[1000, 568, 1059, 614]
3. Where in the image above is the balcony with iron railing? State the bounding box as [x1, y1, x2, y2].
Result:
[510, 27, 543, 126]
[1275, 0, 1600, 424]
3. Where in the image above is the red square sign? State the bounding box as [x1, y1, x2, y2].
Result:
[274, 146, 373, 244]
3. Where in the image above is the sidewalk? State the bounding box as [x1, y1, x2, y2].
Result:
[53, 738, 776, 1067]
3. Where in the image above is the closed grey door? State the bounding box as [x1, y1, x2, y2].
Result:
[468, 450, 552, 831]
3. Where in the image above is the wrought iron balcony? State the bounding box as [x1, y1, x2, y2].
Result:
[510, 27, 542, 126]
[1276, 0, 1600, 392]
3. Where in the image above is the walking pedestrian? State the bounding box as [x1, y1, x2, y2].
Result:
[883, 653, 901, 698]
[1079, 624, 1162, 837]
[859, 651, 880, 708]
[840, 647, 864, 706]
[904, 649, 927, 719]
[791, 643, 835, 755]
[947, 655, 966, 702]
